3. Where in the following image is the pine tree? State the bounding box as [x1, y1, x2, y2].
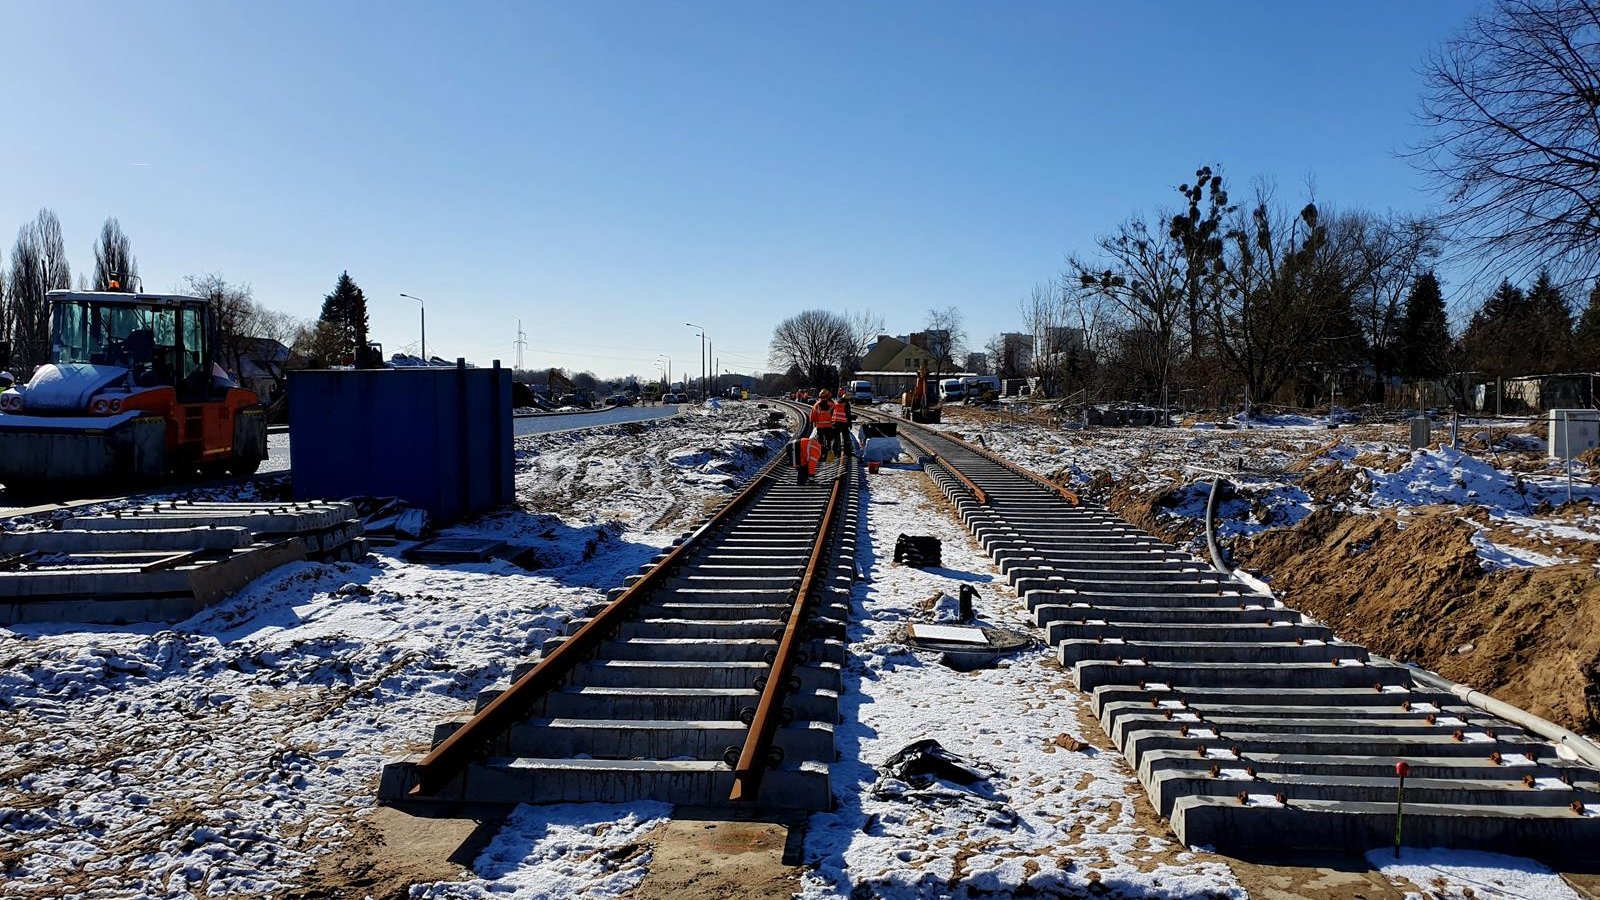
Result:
[1397, 271, 1451, 377]
[1524, 270, 1571, 372]
[1573, 281, 1600, 370]
[1459, 280, 1528, 377]
[317, 271, 371, 366]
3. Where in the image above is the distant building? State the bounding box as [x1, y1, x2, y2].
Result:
[859, 334, 937, 372]
[997, 332, 1033, 377]
[235, 337, 290, 403]
[965, 352, 990, 375]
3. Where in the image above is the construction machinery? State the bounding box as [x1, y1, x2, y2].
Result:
[901, 362, 941, 423]
[0, 290, 266, 484]
[547, 368, 593, 407]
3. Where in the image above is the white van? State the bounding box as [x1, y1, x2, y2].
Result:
[963, 375, 1000, 400]
[939, 379, 966, 402]
[848, 380, 874, 403]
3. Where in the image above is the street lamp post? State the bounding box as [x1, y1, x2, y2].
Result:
[685, 323, 706, 400]
[399, 293, 427, 363]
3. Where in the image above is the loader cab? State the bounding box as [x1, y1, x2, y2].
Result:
[48, 291, 220, 401]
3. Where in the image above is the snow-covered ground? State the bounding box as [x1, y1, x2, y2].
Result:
[799, 464, 1244, 898]
[0, 403, 783, 899]
[938, 407, 1600, 570]
[3, 400, 1593, 898]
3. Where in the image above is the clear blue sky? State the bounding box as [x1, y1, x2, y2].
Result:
[2, 1, 1481, 379]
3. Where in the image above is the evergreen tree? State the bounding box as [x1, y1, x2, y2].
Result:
[1458, 279, 1528, 377]
[1573, 281, 1600, 370]
[1397, 271, 1451, 377]
[1524, 270, 1571, 372]
[317, 271, 371, 366]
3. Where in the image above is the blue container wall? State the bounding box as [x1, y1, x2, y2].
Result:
[288, 366, 514, 522]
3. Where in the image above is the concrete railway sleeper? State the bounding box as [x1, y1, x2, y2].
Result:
[869, 411, 1600, 859]
[378, 404, 860, 811]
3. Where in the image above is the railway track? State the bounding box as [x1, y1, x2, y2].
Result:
[379, 402, 858, 810]
[872, 411, 1600, 856]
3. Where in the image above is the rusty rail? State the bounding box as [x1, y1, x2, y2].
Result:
[895, 429, 989, 505]
[904, 417, 1080, 506]
[727, 458, 846, 802]
[408, 407, 803, 796]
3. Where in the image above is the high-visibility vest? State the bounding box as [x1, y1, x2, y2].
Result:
[797, 437, 822, 472]
[831, 401, 849, 426]
[810, 401, 833, 428]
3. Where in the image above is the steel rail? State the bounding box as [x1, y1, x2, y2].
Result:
[409, 405, 805, 796]
[888, 413, 1080, 505]
[727, 457, 846, 802]
[894, 428, 989, 505]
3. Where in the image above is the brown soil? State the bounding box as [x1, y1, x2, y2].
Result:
[1238, 507, 1600, 733]
[1106, 481, 1195, 546]
[280, 806, 496, 900]
[625, 816, 801, 900]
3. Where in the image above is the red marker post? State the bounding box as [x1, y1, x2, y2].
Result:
[1394, 760, 1410, 858]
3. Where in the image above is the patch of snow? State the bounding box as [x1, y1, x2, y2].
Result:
[410, 802, 670, 899]
[1363, 847, 1581, 899]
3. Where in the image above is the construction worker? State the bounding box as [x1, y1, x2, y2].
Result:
[811, 389, 838, 460]
[831, 388, 852, 456]
[791, 431, 823, 485]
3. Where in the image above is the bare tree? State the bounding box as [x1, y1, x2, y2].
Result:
[1214, 188, 1367, 404]
[185, 274, 305, 397]
[923, 306, 966, 375]
[93, 217, 138, 291]
[1067, 215, 1187, 404]
[768, 309, 853, 387]
[1414, 0, 1600, 282]
[5, 210, 72, 374]
[1345, 212, 1441, 394]
[843, 307, 885, 374]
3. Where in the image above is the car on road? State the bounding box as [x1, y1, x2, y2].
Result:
[604, 394, 636, 407]
[662, 392, 683, 404]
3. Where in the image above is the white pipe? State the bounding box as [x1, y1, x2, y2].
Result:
[1395, 660, 1600, 770]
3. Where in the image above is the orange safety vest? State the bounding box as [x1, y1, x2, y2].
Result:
[810, 401, 833, 428]
[831, 400, 849, 426]
[797, 436, 822, 473]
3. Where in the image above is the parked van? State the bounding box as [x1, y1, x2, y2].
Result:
[848, 380, 874, 403]
[962, 375, 1000, 400]
[939, 378, 966, 402]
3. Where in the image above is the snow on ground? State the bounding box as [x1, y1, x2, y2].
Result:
[0, 404, 783, 899]
[1363, 847, 1582, 900]
[410, 803, 671, 900]
[799, 463, 1243, 899]
[936, 406, 1600, 571]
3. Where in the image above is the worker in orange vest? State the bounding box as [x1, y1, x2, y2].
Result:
[792, 432, 823, 485]
[831, 389, 852, 456]
[811, 389, 838, 461]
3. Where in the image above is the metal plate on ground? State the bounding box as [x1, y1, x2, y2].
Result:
[908, 623, 990, 646]
[404, 538, 508, 563]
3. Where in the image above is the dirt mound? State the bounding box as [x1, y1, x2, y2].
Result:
[1105, 480, 1198, 546]
[1239, 507, 1600, 733]
[1299, 463, 1360, 504]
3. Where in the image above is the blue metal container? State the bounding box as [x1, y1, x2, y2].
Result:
[288, 362, 513, 522]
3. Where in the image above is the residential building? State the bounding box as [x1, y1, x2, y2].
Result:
[859, 334, 937, 372]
